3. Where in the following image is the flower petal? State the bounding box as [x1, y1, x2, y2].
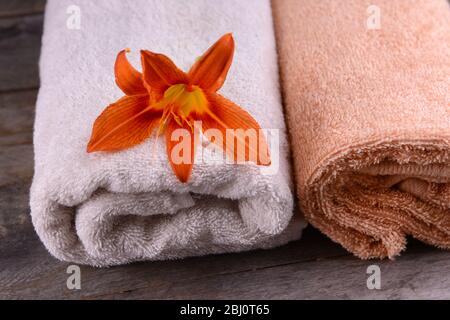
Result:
[201, 93, 271, 165]
[165, 119, 197, 183]
[87, 95, 161, 152]
[141, 50, 188, 93]
[188, 33, 234, 92]
[114, 49, 147, 95]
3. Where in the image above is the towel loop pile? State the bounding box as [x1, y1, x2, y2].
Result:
[30, 0, 305, 266]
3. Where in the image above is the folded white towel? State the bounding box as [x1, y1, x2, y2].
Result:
[30, 0, 305, 266]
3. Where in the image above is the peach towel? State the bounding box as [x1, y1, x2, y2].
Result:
[273, 0, 450, 258]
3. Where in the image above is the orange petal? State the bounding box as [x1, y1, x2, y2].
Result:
[201, 93, 271, 165]
[165, 119, 197, 183]
[141, 50, 188, 94]
[188, 33, 234, 92]
[87, 95, 161, 152]
[114, 49, 147, 96]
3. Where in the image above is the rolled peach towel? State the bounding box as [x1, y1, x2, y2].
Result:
[272, 0, 450, 258]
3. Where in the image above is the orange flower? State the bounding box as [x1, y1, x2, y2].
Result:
[87, 33, 270, 182]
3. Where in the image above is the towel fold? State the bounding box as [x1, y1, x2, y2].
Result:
[30, 0, 305, 266]
[273, 0, 450, 258]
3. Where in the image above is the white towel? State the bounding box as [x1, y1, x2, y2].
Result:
[30, 0, 305, 266]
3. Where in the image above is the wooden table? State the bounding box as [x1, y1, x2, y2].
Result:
[1, 0, 450, 299]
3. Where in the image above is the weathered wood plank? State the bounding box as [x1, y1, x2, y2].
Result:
[0, 144, 34, 187]
[0, 208, 349, 299]
[0, 15, 43, 91]
[0, 90, 36, 146]
[97, 246, 450, 300]
[0, 0, 46, 18]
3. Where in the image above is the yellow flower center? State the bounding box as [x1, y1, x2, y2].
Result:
[163, 84, 208, 120]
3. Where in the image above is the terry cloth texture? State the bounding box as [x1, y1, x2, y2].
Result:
[30, 0, 305, 266]
[272, 0, 450, 258]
